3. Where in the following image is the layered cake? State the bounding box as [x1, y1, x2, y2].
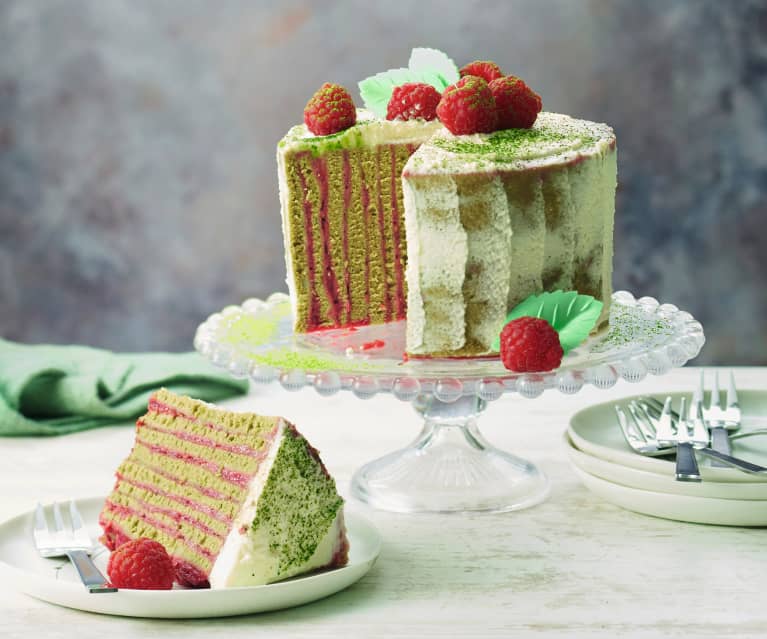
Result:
[99, 389, 348, 588]
[277, 48, 617, 361]
[403, 113, 616, 356]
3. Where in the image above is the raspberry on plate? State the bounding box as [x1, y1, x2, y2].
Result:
[303, 83, 357, 136]
[489, 76, 542, 129]
[436, 76, 497, 135]
[459, 60, 505, 84]
[107, 537, 175, 590]
[386, 82, 441, 121]
[499, 316, 563, 372]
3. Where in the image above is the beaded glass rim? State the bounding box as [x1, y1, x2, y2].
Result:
[194, 290, 705, 402]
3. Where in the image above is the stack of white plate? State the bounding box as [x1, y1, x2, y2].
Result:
[565, 391, 767, 526]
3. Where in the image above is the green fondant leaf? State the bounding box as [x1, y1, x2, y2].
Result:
[491, 290, 604, 353]
[408, 47, 459, 85]
[358, 47, 458, 117]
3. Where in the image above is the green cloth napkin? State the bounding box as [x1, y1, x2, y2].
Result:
[0, 339, 248, 436]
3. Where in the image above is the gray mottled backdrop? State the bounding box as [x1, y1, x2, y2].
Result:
[1, 0, 766, 364]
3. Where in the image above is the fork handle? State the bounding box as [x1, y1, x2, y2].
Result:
[710, 427, 732, 466]
[696, 447, 767, 475]
[67, 550, 117, 593]
[675, 443, 702, 482]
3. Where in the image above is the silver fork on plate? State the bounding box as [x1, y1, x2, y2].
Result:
[699, 371, 741, 463]
[34, 501, 116, 593]
[639, 396, 766, 442]
[616, 400, 767, 478]
[660, 396, 708, 482]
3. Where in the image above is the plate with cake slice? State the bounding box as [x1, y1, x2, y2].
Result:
[0, 391, 381, 618]
[0, 497, 381, 618]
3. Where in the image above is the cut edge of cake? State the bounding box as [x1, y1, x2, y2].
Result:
[277, 110, 442, 333]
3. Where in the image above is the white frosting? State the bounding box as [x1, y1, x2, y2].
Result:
[403, 112, 617, 354]
[208, 420, 344, 588]
[404, 176, 467, 353]
[403, 112, 615, 176]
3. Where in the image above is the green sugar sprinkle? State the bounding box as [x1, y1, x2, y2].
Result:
[249, 348, 379, 373]
[432, 126, 597, 162]
[252, 430, 343, 576]
[282, 118, 376, 156]
[592, 305, 674, 353]
[221, 312, 287, 347]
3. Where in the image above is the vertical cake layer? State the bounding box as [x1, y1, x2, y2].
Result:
[541, 170, 576, 291]
[280, 145, 418, 331]
[455, 174, 512, 351]
[502, 171, 545, 310]
[569, 150, 618, 327]
[403, 174, 467, 353]
[278, 112, 441, 333]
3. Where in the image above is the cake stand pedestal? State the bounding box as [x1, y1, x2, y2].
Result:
[195, 291, 704, 514]
[351, 393, 549, 513]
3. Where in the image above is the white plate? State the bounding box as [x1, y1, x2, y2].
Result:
[570, 465, 767, 526]
[568, 390, 767, 483]
[564, 433, 767, 500]
[0, 496, 381, 618]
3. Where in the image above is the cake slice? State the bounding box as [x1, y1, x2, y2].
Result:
[99, 388, 348, 588]
[278, 109, 441, 332]
[402, 112, 617, 356]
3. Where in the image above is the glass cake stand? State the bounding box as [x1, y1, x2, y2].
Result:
[194, 291, 704, 514]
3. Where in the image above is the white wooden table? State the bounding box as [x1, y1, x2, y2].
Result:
[1, 366, 765, 638]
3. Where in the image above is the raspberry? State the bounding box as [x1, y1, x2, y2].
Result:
[499, 316, 563, 372]
[107, 538, 175, 590]
[489, 76, 542, 129]
[436, 76, 497, 135]
[386, 82, 441, 121]
[303, 83, 357, 136]
[459, 60, 504, 84]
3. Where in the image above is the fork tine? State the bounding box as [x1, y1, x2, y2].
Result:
[69, 500, 84, 532]
[709, 370, 721, 410]
[642, 396, 664, 417]
[634, 402, 658, 437]
[695, 370, 704, 404]
[629, 401, 656, 439]
[727, 371, 738, 408]
[691, 393, 710, 445]
[677, 396, 690, 443]
[52, 501, 66, 532]
[626, 403, 649, 442]
[656, 397, 675, 445]
[34, 503, 48, 532]
[615, 405, 638, 444]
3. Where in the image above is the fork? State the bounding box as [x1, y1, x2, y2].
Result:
[639, 396, 766, 442]
[616, 400, 767, 477]
[667, 396, 706, 482]
[34, 501, 116, 593]
[699, 371, 740, 463]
